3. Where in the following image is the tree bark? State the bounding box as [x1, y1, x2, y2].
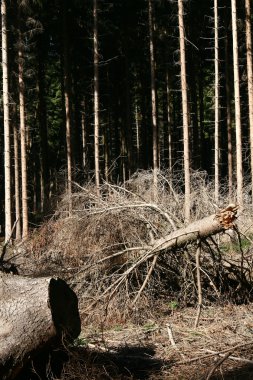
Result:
[0, 274, 81, 380]
[1, 0, 12, 242]
[62, 0, 73, 214]
[214, 0, 220, 203]
[151, 204, 238, 254]
[148, 0, 158, 201]
[178, 0, 191, 223]
[231, 0, 243, 205]
[94, 0, 100, 196]
[245, 0, 253, 204]
[18, 19, 29, 240]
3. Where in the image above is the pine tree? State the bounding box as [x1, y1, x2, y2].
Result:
[231, 0, 243, 205]
[178, 0, 190, 222]
[2, 0, 12, 242]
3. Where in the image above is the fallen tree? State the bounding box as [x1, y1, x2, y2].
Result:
[0, 274, 81, 380]
[77, 203, 239, 315]
[150, 203, 239, 253]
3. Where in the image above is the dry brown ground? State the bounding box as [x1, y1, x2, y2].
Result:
[58, 304, 253, 380]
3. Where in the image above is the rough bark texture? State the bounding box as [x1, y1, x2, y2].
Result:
[151, 204, 238, 254]
[0, 274, 81, 380]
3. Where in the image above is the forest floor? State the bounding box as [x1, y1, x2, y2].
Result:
[9, 173, 253, 379]
[59, 303, 253, 380]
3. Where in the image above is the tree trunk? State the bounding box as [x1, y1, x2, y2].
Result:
[225, 26, 233, 201]
[151, 204, 238, 254]
[13, 119, 21, 240]
[245, 0, 253, 204]
[0, 274, 81, 380]
[214, 0, 220, 203]
[178, 0, 191, 223]
[63, 0, 73, 214]
[18, 23, 29, 240]
[231, 0, 243, 205]
[148, 0, 158, 201]
[2, 0, 12, 242]
[94, 0, 100, 196]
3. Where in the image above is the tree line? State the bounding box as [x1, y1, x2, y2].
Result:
[0, 0, 252, 241]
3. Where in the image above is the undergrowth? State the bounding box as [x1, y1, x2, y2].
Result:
[20, 170, 253, 325]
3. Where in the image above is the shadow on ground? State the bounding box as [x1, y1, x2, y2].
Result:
[15, 345, 253, 379]
[16, 344, 170, 380]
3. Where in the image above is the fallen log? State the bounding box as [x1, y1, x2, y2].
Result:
[0, 274, 81, 380]
[151, 203, 239, 254]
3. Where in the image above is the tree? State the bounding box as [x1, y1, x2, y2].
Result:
[214, 0, 219, 203]
[231, 0, 243, 205]
[93, 0, 100, 196]
[245, 0, 253, 204]
[2, 0, 12, 242]
[148, 0, 158, 201]
[13, 114, 21, 240]
[178, 0, 190, 222]
[62, 0, 73, 214]
[18, 5, 29, 239]
[225, 22, 233, 201]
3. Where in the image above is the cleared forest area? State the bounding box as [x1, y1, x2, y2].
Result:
[5, 170, 253, 380]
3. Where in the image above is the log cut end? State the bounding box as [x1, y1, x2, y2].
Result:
[215, 203, 239, 229]
[49, 277, 81, 340]
[0, 274, 81, 380]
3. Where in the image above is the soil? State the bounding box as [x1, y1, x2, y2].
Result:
[56, 303, 253, 380]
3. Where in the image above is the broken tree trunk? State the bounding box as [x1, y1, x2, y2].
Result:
[151, 203, 238, 254]
[0, 274, 81, 380]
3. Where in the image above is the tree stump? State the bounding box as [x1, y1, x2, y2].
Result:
[0, 274, 81, 380]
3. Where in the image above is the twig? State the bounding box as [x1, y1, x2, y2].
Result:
[199, 267, 220, 298]
[88, 202, 177, 230]
[0, 219, 19, 262]
[166, 324, 176, 347]
[194, 241, 202, 328]
[206, 351, 232, 380]
[203, 349, 253, 364]
[131, 255, 158, 307]
[177, 341, 253, 365]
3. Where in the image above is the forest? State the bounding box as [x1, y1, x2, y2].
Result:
[1, 0, 253, 379]
[0, 0, 252, 238]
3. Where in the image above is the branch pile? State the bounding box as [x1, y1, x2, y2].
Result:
[22, 172, 253, 322]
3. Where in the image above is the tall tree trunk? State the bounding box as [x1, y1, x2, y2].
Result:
[13, 119, 21, 240]
[18, 26, 29, 239]
[148, 0, 158, 201]
[231, 0, 243, 205]
[225, 25, 233, 200]
[2, 0, 12, 242]
[166, 70, 173, 174]
[178, 0, 191, 222]
[94, 0, 100, 196]
[63, 0, 72, 214]
[214, 0, 220, 203]
[245, 0, 253, 204]
[37, 38, 49, 214]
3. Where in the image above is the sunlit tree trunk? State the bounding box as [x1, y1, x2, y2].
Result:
[13, 119, 21, 240]
[245, 0, 253, 203]
[148, 0, 158, 201]
[63, 1, 72, 213]
[225, 26, 233, 200]
[231, 0, 243, 205]
[2, 0, 12, 242]
[214, 0, 219, 203]
[178, 0, 190, 222]
[166, 70, 172, 175]
[18, 26, 29, 239]
[94, 0, 100, 196]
